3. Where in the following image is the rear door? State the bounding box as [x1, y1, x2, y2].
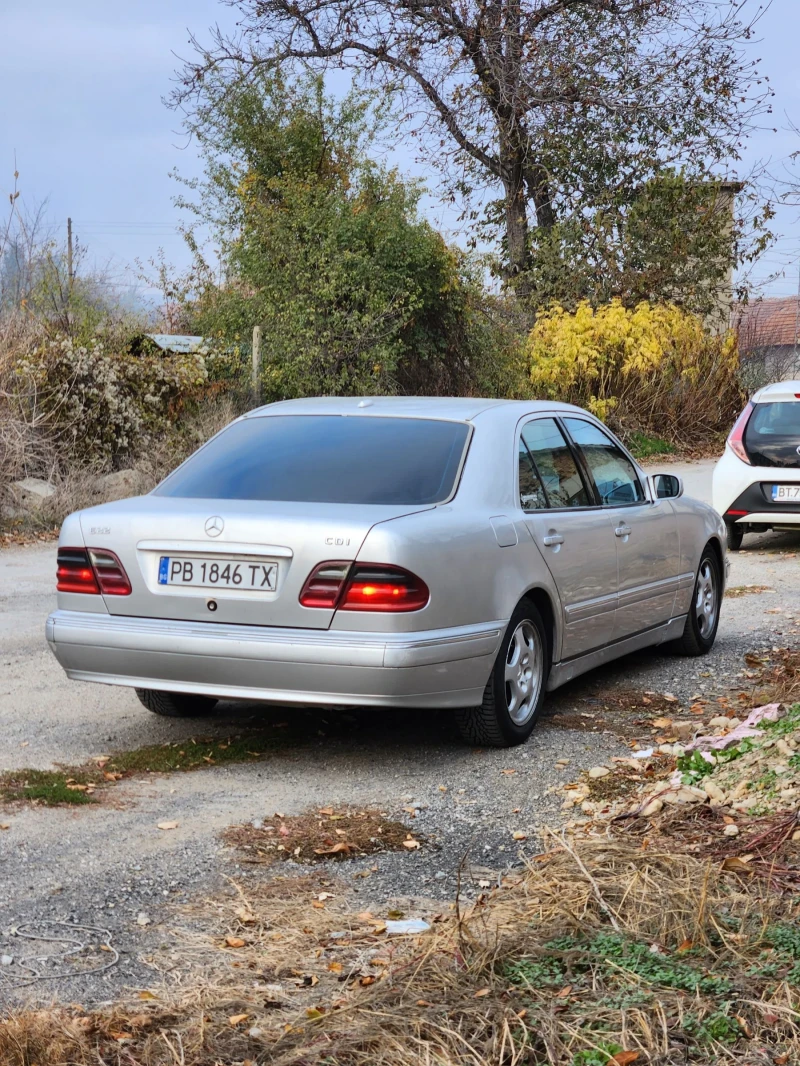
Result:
[561, 417, 680, 641]
[518, 416, 618, 660]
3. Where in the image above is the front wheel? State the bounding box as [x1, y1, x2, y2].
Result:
[135, 689, 219, 718]
[454, 600, 548, 747]
[674, 547, 721, 656]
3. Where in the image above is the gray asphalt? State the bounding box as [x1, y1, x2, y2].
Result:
[2, 457, 800, 1006]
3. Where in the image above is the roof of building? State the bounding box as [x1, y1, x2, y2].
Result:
[735, 298, 800, 350]
[145, 334, 207, 354]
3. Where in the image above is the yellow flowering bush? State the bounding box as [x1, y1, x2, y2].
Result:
[525, 300, 742, 443]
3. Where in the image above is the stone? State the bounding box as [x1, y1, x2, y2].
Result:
[92, 469, 143, 501]
[792, 830, 800, 842]
[8, 477, 55, 511]
[723, 823, 739, 837]
[641, 798, 664, 817]
[672, 721, 696, 740]
[708, 716, 732, 730]
[0, 955, 12, 966]
[703, 780, 726, 804]
[588, 766, 611, 779]
[674, 787, 705, 805]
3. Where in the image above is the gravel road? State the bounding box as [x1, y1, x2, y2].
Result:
[2, 457, 799, 1006]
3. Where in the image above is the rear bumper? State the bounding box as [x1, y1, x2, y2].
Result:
[46, 610, 504, 709]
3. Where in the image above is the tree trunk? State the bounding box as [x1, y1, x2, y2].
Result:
[502, 145, 530, 296]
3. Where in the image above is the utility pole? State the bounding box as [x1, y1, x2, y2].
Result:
[67, 217, 74, 293]
[252, 325, 262, 405]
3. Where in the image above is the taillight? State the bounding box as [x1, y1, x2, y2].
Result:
[57, 548, 100, 594]
[56, 547, 131, 596]
[88, 548, 132, 595]
[341, 565, 430, 611]
[727, 402, 754, 464]
[299, 562, 430, 612]
[298, 561, 352, 609]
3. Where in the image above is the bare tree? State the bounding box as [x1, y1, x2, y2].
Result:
[173, 0, 772, 295]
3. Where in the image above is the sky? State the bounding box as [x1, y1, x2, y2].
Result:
[2, 0, 800, 307]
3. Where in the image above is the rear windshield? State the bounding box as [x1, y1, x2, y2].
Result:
[747, 402, 800, 437]
[154, 415, 471, 505]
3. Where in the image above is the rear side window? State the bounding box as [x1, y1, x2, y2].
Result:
[564, 418, 644, 505]
[154, 415, 471, 506]
[520, 418, 591, 508]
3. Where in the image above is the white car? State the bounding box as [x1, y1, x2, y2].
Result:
[713, 380, 800, 551]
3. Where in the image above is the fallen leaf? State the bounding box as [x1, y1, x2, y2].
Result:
[328, 961, 343, 973]
[137, 990, 158, 1000]
[416, 999, 433, 1007]
[228, 1013, 248, 1026]
[402, 839, 421, 850]
[371, 922, 387, 935]
[318, 892, 335, 901]
[225, 936, 247, 948]
[318, 807, 334, 816]
[359, 975, 376, 986]
[357, 911, 374, 921]
[512, 831, 527, 841]
[438, 784, 448, 792]
[235, 907, 257, 924]
[157, 821, 179, 831]
[612, 1053, 640, 1065]
[501, 768, 516, 775]
[314, 842, 353, 856]
[555, 985, 572, 998]
[474, 988, 490, 998]
[312, 900, 325, 909]
[652, 717, 672, 729]
[677, 939, 694, 953]
[403, 806, 417, 817]
[94, 757, 110, 768]
[722, 857, 753, 874]
[0, 824, 9, 831]
[278, 824, 291, 837]
[109, 1031, 134, 1041]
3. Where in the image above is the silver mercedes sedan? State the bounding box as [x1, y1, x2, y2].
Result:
[47, 397, 726, 747]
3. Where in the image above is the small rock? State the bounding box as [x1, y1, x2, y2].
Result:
[792, 830, 800, 842]
[672, 721, 696, 740]
[707, 716, 731, 730]
[703, 780, 726, 804]
[434, 871, 446, 880]
[248, 1027, 265, 1039]
[588, 766, 611, 779]
[723, 824, 739, 837]
[727, 718, 743, 729]
[0, 955, 13, 966]
[674, 787, 704, 805]
[641, 798, 663, 817]
[136, 912, 151, 927]
[92, 469, 143, 501]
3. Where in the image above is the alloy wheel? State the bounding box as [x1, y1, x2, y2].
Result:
[695, 560, 718, 638]
[504, 620, 543, 725]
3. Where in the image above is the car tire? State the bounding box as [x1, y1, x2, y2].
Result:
[673, 547, 721, 656]
[135, 689, 219, 717]
[726, 524, 743, 552]
[454, 600, 549, 748]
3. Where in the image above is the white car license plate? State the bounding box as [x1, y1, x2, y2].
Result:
[158, 556, 277, 590]
[772, 485, 800, 502]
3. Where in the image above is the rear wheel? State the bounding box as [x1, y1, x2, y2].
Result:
[674, 547, 721, 656]
[135, 689, 219, 718]
[454, 600, 548, 748]
[726, 523, 744, 552]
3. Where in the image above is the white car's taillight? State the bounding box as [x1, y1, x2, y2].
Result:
[727, 402, 754, 465]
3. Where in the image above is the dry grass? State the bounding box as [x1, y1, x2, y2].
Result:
[750, 648, 800, 709]
[4, 838, 800, 1065]
[222, 806, 421, 866]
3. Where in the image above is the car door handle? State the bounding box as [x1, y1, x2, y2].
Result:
[542, 534, 564, 547]
[615, 525, 632, 538]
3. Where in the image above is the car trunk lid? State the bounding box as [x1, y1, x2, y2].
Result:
[80, 497, 431, 629]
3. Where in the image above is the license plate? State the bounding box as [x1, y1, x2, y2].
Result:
[158, 556, 277, 590]
[772, 485, 800, 501]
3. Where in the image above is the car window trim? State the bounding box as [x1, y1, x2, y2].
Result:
[515, 413, 602, 514]
[558, 415, 648, 509]
[518, 437, 552, 509]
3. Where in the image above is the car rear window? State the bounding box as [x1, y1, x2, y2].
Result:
[154, 415, 471, 505]
[747, 402, 800, 437]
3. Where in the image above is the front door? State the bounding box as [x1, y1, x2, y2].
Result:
[518, 417, 619, 660]
[561, 417, 681, 641]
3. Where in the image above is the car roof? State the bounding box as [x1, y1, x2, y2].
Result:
[248, 396, 585, 421]
[753, 381, 800, 403]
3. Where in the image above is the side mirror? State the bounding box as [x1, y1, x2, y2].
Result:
[650, 473, 683, 500]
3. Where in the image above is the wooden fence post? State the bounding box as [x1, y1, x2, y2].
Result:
[251, 325, 262, 405]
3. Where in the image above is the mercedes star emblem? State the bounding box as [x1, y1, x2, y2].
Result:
[205, 515, 224, 537]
